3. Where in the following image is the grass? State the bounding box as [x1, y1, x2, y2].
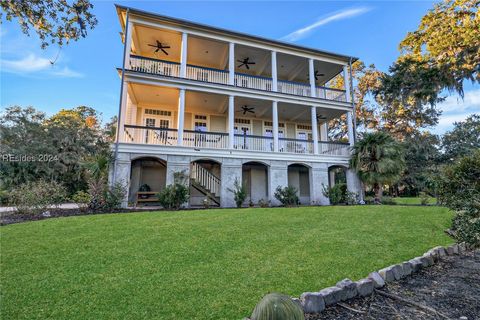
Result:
[393, 197, 437, 205]
[0, 206, 452, 319]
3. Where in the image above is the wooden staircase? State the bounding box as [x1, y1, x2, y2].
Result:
[190, 162, 221, 206]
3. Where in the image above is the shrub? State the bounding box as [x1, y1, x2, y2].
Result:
[250, 293, 303, 320]
[274, 186, 299, 207]
[436, 150, 480, 247]
[10, 180, 67, 215]
[227, 178, 247, 208]
[157, 171, 189, 210]
[87, 178, 126, 212]
[381, 196, 396, 205]
[71, 190, 91, 212]
[257, 198, 270, 208]
[0, 188, 9, 205]
[322, 183, 347, 205]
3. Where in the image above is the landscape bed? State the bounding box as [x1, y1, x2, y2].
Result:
[0, 206, 453, 319]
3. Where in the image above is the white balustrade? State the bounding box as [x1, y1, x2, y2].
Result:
[234, 74, 273, 91]
[233, 134, 273, 152]
[185, 65, 229, 85]
[129, 56, 180, 77]
[278, 80, 311, 97]
[316, 87, 347, 102]
[191, 162, 220, 196]
[318, 141, 350, 156]
[182, 130, 229, 149]
[123, 125, 178, 145]
[278, 138, 314, 154]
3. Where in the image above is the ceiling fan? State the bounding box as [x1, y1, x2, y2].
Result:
[237, 105, 255, 115]
[317, 114, 327, 121]
[237, 57, 256, 70]
[148, 40, 171, 55]
[308, 70, 325, 81]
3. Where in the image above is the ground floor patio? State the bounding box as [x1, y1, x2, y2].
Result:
[111, 151, 364, 208]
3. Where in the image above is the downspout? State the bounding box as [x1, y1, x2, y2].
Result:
[349, 57, 356, 143]
[112, 9, 130, 185]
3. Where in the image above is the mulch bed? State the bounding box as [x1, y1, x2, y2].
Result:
[307, 250, 480, 320]
[0, 207, 164, 226]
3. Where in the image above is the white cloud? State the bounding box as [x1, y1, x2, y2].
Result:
[1, 53, 83, 78]
[281, 7, 372, 42]
[432, 89, 480, 134]
[437, 89, 480, 113]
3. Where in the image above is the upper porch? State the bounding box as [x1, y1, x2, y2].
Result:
[117, 7, 354, 105]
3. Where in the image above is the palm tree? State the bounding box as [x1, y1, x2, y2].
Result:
[350, 132, 405, 203]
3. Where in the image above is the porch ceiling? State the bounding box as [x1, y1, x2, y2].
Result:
[133, 25, 182, 63]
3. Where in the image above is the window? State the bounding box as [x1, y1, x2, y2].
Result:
[194, 114, 208, 132]
[235, 118, 250, 124]
[145, 109, 172, 116]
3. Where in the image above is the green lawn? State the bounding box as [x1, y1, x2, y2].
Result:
[1, 206, 452, 319]
[393, 197, 437, 205]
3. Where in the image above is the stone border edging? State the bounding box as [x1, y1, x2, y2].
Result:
[296, 242, 470, 314]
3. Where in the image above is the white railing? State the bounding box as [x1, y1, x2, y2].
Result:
[186, 65, 229, 85]
[315, 87, 347, 102]
[129, 55, 180, 77]
[123, 125, 178, 145]
[278, 80, 311, 97]
[234, 134, 273, 152]
[318, 141, 350, 156]
[183, 130, 229, 149]
[234, 73, 273, 91]
[279, 138, 314, 154]
[191, 162, 220, 196]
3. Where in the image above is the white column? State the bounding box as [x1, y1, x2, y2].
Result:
[177, 89, 185, 145]
[343, 65, 351, 103]
[271, 51, 277, 91]
[320, 123, 328, 141]
[347, 111, 355, 146]
[229, 42, 235, 85]
[118, 81, 128, 142]
[124, 21, 133, 66]
[272, 101, 279, 152]
[308, 58, 316, 97]
[228, 95, 235, 149]
[311, 106, 319, 154]
[180, 32, 188, 78]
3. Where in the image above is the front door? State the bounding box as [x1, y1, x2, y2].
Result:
[234, 125, 250, 149]
[144, 117, 170, 145]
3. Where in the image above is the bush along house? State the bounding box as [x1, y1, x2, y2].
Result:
[110, 5, 364, 208]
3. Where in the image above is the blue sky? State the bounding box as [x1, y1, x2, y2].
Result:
[1, 0, 478, 134]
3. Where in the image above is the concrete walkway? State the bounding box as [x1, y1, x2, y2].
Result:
[0, 203, 81, 213]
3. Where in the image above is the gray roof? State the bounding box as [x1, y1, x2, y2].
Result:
[115, 4, 358, 63]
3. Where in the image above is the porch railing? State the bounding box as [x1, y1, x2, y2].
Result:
[279, 137, 314, 154]
[278, 80, 311, 97]
[183, 130, 229, 149]
[186, 65, 229, 85]
[128, 55, 347, 102]
[123, 125, 349, 156]
[123, 125, 178, 145]
[318, 141, 350, 156]
[233, 134, 273, 152]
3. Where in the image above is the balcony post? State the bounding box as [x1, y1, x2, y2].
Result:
[229, 42, 235, 85]
[271, 51, 277, 91]
[124, 22, 133, 67]
[272, 101, 279, 152]
[177, 89, 186, 145]
[311, 106, 319, 154]
[228, 95, 235, 149]
[180, 32, 188, 78]
[308, 58, 316, 97]
[343, 65, 351, 103]
[347, 111, 355, 146]
[320, 123, 328, 140]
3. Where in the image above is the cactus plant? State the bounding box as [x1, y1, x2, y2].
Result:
[250, 293, 303, 320]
